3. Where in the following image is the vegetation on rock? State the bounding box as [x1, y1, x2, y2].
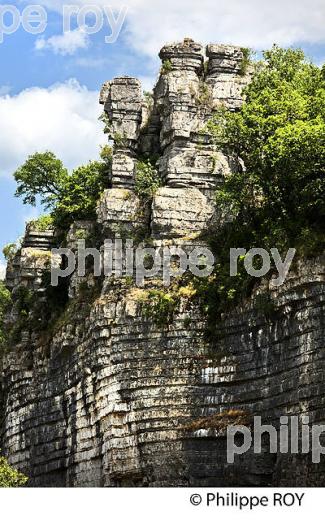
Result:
[14, 146, 112, 229]
[239, 47, 253, 75]
[196, 45, 325, 337]
[208, 45, 325, 254]
[28, 215, 54, 231]
[6, 45, 325, 344]
[161, 59, 173, 75]
[2, 242, 18, 262]
[135, 159, 161, 201]
[138, 279, 197, 328]
[0, 456, 28, 487]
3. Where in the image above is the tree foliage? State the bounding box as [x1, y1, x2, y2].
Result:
[0, 456, 28, 487]
[193, 46, 325, 338]
[2, 243, 18, 262]
[207, 45, 325, 254]
[14, 146, 112, 229]
[53, 155, 111, 228]
[14, 151, 68, 208]
[28, 215, 54, 231]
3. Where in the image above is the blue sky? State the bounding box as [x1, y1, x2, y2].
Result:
[0, 0, 325, 277]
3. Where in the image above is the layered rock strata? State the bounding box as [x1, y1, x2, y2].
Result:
[1, 40, 324, 487]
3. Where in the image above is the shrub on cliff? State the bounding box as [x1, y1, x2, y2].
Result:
[0, 456, 28, 487]
[14, 146, 112, 229]
[27, 215, 54, 231]
[135, 159, 161, 200]
[2, 243, 18, 262]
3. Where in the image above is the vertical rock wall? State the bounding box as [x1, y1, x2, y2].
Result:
[1, 40, 324, 487]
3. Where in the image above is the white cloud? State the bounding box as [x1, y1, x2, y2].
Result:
[0, 86, 11, 96]
[35, 27, 89, 55]
[123, 0, 325, 56]
[138, 74, 156, 92]
[0, 79, 106, 178]
[30, 0, 325, 57]
[0, 261, 6, 280]
[73, 57, 109, 68]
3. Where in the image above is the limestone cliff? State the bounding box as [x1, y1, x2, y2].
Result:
[1, 40, 324, 487]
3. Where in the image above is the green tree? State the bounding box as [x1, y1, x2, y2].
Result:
[14, 146, 112, 229]
[14, 151, 69, 208]
[0, 456, 28, 487]
[207, 45, 325, 254]
[53, 155, 110, 228]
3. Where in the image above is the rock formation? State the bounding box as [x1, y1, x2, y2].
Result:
[1, 40, 324, 487]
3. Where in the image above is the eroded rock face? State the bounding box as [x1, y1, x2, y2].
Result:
[5, 223, 57, 295]
[100, 77, 143, 188]
[1, 40, 324, 487]
[1, 257, 325, 486]
[206, 44, 252, 110]
[100, 39, 250, 195]
[97, 188, 148, 238]
[151, 187, 215, 239]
